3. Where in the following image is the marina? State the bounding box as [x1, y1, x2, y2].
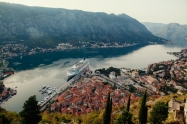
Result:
[39, 86, 56, 94]
[38, 86, 56, 102]
[38, 59, 91, 111]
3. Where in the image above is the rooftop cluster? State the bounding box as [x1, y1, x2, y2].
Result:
[51, 76, 139, 116]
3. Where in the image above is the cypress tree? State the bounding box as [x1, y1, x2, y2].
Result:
[145, 106, 148, 124]
[166, 101, 169, 113]
[138, 90, 147, 124]
[103, 92, 111, 124]
[126, 95, 131, 112]
[108, 98, 112, 124]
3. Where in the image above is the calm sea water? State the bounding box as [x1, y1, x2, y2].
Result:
[1, 43, 186, 112]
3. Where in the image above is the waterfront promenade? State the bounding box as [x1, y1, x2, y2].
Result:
[39, 67, 87, 111]
[95, 74, 128, 91]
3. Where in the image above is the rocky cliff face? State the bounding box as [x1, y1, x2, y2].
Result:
[0, 2, 164, 47]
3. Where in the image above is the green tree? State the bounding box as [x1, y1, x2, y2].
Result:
[164, 70, 171, 79]
[138, 90, 147, 124]
[166, 101, 169, 114]
[113, 83, 117, 90]
[0, 83, 4, 93]
[76, 118, 82, 124]
[129, 85, 136, 92]
[0, 113, 10, 124]
[116, 110, 133, 124]
[103, 92, 112, 124]
[150, 101, 168, 124]
[126, 95, 131, 112]
[109, 98, 113, 124]
[61, 117, 71, 123]
[145, 106, 148, 124]
[19, 95, 41, 124]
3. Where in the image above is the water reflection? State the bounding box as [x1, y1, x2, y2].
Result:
[7, 44, 146, 71]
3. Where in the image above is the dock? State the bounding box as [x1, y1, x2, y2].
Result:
[39, 66, 87, 111]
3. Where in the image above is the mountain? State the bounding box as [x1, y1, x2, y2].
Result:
[142, 22, 187, 42]
[142, 22, 165, 32]
[0, 2, 164, 48]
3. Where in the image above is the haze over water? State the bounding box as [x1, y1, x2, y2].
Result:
[1, 44, 186, 112]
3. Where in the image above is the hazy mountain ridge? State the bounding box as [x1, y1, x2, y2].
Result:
[142, 22, 187, 42]
[142, 22, 166, 32]
[0, 2, 164, 47]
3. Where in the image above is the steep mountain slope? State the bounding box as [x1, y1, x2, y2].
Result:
[143, 22, 187, 42]
[0, 2, 164, 47]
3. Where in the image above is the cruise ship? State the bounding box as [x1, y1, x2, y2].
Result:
[67, 58, 89, 77]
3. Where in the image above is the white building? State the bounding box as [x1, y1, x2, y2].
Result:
[109, 71, 116, 80]
[131, 71, 139, 78]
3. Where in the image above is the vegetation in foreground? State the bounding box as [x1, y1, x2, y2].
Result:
[19, 95, 41, 124]
[2, 92, 187, 124]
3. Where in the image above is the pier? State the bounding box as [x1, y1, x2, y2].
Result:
[39, 66, 87, 111]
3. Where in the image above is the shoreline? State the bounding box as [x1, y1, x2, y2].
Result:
[3, 43, 144, 60]
[3, 45, 183, 111]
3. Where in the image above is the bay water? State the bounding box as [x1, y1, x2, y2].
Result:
[1, 43, 186, 112]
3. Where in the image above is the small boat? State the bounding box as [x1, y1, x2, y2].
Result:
[44, 98, 47, 101]
[41, 88, 47, 94]
[13, 90, 17, 94]
[47, 90, 52, 95]
[42, 85, 46, 89]
[46, 86, 50, 89]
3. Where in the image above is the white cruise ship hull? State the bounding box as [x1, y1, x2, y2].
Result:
[67, 59, 89, 77]
[67, 71, 78, 77]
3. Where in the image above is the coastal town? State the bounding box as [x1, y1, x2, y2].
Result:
[0, 46, 187, 122]
[0, 59, 16, 104]
[0, 41, 139, 105]
[0, 41, 141, 103]
[0, 1, 186, 123]
[0, 42, 140, 59]
[51, 76, 139, 115]
[47, 49, 187, 119]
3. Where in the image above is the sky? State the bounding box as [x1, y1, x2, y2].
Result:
[0, 0, 187, 24]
